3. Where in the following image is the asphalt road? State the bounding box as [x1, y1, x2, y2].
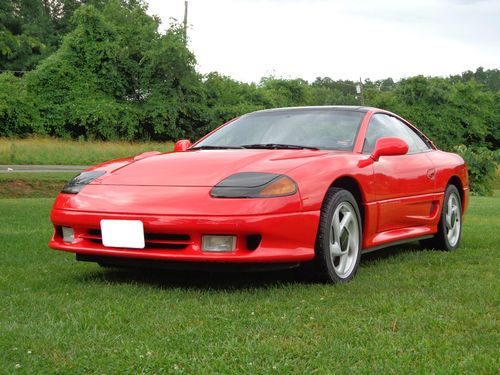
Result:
[0, 165, 88, 173]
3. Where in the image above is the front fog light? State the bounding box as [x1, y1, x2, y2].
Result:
[202, 235, 236, 252]
[62, 226, 75, 243]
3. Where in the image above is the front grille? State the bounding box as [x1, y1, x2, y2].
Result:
[81, 229, 191, 250]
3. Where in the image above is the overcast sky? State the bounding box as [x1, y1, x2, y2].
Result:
[147, 0, 500, 83]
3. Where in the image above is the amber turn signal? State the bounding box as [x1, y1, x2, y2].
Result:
[259, 176, 297, 197]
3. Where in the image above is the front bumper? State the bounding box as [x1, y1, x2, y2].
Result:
[49, 208, 319, 263]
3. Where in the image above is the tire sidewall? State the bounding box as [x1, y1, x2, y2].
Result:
[320, 189, 363, 282]
[440, 185, 462, 251]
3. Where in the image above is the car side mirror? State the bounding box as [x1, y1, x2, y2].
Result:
[371, 137, 409, 161]
[173, 139, 192, 152]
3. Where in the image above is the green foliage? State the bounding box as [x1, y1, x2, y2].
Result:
[454, 145, 498, 196]
[365, 76, 500, 151]
[21, 3, 154, 139]
[260, 77, 313, 107]
[0, 0, 49, 70]
[25, 4, 135, 139]
[140, 23, 204, 140]
[19, 2, 208, 141]
[452, 66, 500, 92]
[0, 73, 40, 136]
[310, 77, 359, 105]
[0, 1, 499, 194]
[202, 72, 267, 132]
[0, 0, 109, 71]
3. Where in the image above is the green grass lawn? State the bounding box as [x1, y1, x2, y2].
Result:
[0, 137, 173, 165]
[0, 173, 75, 199]
[0, 195, 498, 374]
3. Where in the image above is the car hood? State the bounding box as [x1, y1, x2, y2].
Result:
[91, 149, 331, 187]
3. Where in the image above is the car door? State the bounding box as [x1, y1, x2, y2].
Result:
[363, 113, 437, 233]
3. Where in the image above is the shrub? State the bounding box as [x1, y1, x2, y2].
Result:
[0, 73, 41, 137]
[454, 145, 498, 196]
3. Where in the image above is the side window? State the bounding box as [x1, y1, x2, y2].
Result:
[394, 118, 432, 151]
[363, 114, 430, 154]
[363, 115, 393, 153]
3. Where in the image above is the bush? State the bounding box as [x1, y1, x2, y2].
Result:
[454, 145, 498, 196]
[0, 73, 41, 137]
[1, 2, 499, 197]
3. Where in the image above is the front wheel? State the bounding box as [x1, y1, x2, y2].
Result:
[421, 184, 462, 251]
[300, 188, 362, 283]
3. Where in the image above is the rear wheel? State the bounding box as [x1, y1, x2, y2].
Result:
[421, 184, 462, 251]
[299, 188, 362, 283]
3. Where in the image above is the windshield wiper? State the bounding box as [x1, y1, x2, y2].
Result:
[189, 145, 245, 150]
[241, 143, 319, 150]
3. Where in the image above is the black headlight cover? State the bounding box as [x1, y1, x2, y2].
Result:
[61, 170, 106, 194]
[210, 172, 297, 198]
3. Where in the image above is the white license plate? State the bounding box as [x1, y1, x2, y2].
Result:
[100, 220, 145, 249]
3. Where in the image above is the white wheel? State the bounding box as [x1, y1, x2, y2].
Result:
[445, 192, 461, 247]
[329, 202, 360, 278]
[421, 184, 462, 251]
[299, 187, 362, 283]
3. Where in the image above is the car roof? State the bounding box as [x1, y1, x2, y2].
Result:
[249, 105, 377, 115]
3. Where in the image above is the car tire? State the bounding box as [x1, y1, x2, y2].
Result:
[299, 187, 362, 283]
[420, 184, 462, 251]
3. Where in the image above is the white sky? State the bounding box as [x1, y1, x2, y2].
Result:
[146, 0, 500, 83]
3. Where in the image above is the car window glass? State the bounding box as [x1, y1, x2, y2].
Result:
[363, 114, 426, 154]
[395, 118, 431, 151]
[197, 110, 365, 151]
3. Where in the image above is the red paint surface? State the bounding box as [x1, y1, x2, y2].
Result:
[49, 108, 469, 263]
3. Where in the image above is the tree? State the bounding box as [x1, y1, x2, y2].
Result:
[0, 72, 40, 136]
[260, 77, 313, 107]
[0, 0, 51, 71]
[201, 72, 267, 132]
[310, 77, 359, 105]
[0, 0, 112, 72]
[25, 4, 138, 139]
[23, 2, 208, 140]
[139, 22, 206, 139]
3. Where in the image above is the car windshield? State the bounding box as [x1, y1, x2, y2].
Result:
[194, 109, 365, 151]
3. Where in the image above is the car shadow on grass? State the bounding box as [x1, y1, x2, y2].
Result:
[77, 266, 300, 291]
[360, 241, 424, 266]
[74, 241, 428, 290]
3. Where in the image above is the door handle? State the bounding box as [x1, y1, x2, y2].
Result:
[427, 168, 436, 180]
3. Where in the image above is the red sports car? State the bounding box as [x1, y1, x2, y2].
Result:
[49, 106, 468, 283]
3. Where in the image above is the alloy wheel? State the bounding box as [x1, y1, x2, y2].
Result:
[329, 202, 360, 278]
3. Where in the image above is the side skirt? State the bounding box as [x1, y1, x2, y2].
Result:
[362, 235, 433, 254]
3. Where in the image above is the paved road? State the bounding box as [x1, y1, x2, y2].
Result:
[0, 165, 88, 173]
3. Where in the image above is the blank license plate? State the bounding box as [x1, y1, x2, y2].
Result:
[100, 220, 145, 249]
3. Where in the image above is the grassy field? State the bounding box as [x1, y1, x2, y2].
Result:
[0, 137, 173, 165]
[0, 194, 498, 373]
[0, 173, 75, 198]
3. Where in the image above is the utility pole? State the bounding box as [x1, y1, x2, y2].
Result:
[358, 77, 365, 106]
[183, 1, 188, 43]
